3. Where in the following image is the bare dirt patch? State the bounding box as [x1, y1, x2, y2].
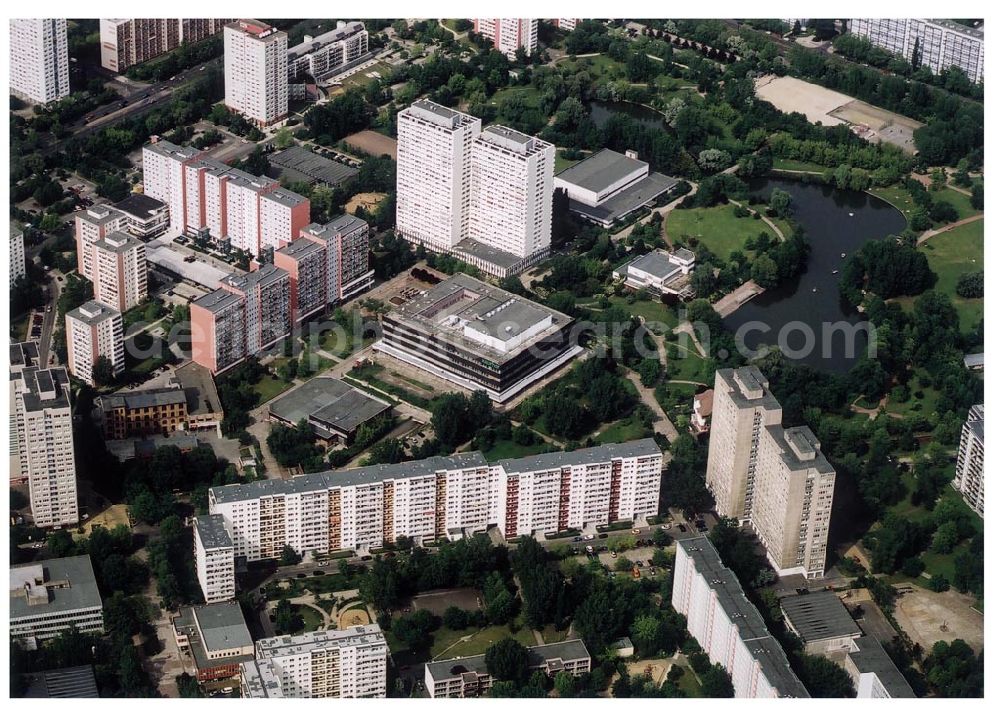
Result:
[893, 583, 983, 654]
[345, 130, 398, 159]
[410, 587, 483, 616]
[346, 191, 388, 214]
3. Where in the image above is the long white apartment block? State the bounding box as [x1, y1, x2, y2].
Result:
[193, 514, 236, 603]
[468, 125, 554, 262]
[65, 301, 124, 387]
[241, 624, 388, 698]
[142, 140, 206, 233]
[287, 21, 369, 81]
[953, 404, 984, 517]
[705, 367, 836, 579]
[224, 19, 288, 127]
[673, 538, 809, 698]
[473, 19, 539, 59]
[396, 99, 482, 252]
[848, 19, 984, 83]
[209, 440, 663, 562]
[9, 19, 69, 105]
[10, 360, 78, 528]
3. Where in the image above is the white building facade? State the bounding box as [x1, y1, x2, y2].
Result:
[224, 19, 288, 127]
[209, 440, 663, 561]
[952, 404, 984, 517]
[9, 18, 69, 104]
[193, 514, 237, 603]
[241, 625, 388, 698]
[65, 301, 124, 387]
[473, 19, 539, 59]
[848, 19, 984, 83]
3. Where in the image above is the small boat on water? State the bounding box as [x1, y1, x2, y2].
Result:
[840, 252, 847, 258]
[832, 270, 839, 274]
[848, 212, 855, 217]
[812, 287, 818, 292]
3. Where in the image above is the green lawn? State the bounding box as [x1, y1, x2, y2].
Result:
[293, 605, 326, 635]
[869, 184, 979, 228]
[254, 375, 292, 406]
[662, 339, 709, 383]
[667, 204, 778, 260]
[928, 186, 980, 223]
[489, 85, 543, 109]
[884, 374, 944, 420]
[594, 414, 653, 444]
[771, 157, 828, 173]
[587, 295, 679, 330]
[555, 151, 587, 174]
[896, 218, 984, 332]
[388, 624, 538, 666]
[677, 665, 702, 697]
[555, 53, 625, 82]
[868, 184, 918, 218]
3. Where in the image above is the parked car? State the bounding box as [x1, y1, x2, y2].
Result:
[572, 536, 582, 543]
[583, 534, 595, 541]
[585, 545, 594, 554]
[631, 528, 641, 535]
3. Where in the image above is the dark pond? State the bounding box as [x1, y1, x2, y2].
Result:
[588, 100, 668, 131]
[721, 177, 907, 374]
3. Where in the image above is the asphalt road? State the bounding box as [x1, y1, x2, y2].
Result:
[36, 272, 64, 367]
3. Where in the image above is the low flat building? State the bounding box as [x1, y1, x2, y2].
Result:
[779, 591, 862, 655]
[173, 361, 225, 433]
[10, 556, 104, 649]
[425, 639, 591, 698]
[173, 602, 254, 683]
[95, 388, 188, 439]
[269, 376, 391, 444]
[19, 665, 99, 698]
[375, 273, 583, 402]
[241, 624, 387, 698]
[268, 145, 359, 188]
[114, 193, 169, 238]
[962, 353, 984, 371]
[844, 635, 916, 698]
[554, 149, 679, 228]
[104, 434, 200, 462]
[613, 248, 696, 297]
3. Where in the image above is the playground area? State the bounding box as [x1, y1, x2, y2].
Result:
[346, 191, 388, 214]
[409, 587, 483, 617]
[77, 503, 131, 538]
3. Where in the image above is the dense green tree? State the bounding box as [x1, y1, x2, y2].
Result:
[485, 637, 530, 685]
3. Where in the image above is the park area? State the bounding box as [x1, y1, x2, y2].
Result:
[893, 218, 984, 331]
[666, 204, 778, 260]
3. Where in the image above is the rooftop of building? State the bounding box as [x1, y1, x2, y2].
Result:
[764, 424, 835, 475]
[226, 19, 282, 39]
[288, 21, 367, 58]
[929, 18, 984, 38]
[555, 148, 648, 193]
[174, 603, 253, 672]
[615, 250, 681, 281]
[846, 635, 916, 698]
[263, 186, 309, 209]
[104, 435, 200, 462]
[302, 213, 368, 243]
[9, 556, 103, 622]
[143, 138, 203, 161]
[268, 145, 360, 187]
[425, 639, 591, 681]
[95, 230, 143, 254]
[76, 204, 123, 226]
[21, 665, 99, 698]
[171, 361, 223, 417]
[194, 514, 233, 551]
[192, 288, 244, 315]
[478, 124, 551, 156]
[718, 366, 783, 411]
[276, 236, 325, 261]
[963, 353, 984, 368]
[221, 263, 288, 293]
[676, 538, 809, 698]
[10, 341, 39, 371]
[498, 438, 661, 475]
[452, 238, 529, 271]
[114, 192, 166, 218]
[96, 388, 187, 412]
[385, 273, 573, 360]
[210, 451, 490, 504]
[17, 367, 71, 413]
[255, 624, 386, 659]
[966, 404, 984, 442]
[567, 172, 678, 225]
[269, 376, 391, 439]
[405, 99, 479, 129]
[779, 590, 862, 644]
[67, 300, 120, 326]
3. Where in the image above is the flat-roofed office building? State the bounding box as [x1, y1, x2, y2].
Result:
[10, 556, 104, 647]
[375, 273, 582, 402]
